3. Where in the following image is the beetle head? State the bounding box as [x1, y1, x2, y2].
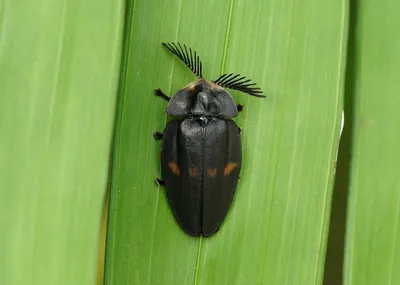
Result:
[161, 42, 265, 118]
[166, 79, 238, 118]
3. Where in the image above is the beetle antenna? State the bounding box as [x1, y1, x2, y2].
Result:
[162, 42, 203, 78]
[213, 73, 265, 98]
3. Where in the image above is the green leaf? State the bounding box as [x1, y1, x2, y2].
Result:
[344, 0, 400, 284]
[0, 1, 123, 285]
[105, 0, 348, 284]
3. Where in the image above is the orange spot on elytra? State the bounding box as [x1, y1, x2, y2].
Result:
[189, 167, 199, 177]
[224, 162, 238, 176]
[168, 162, 180, 175]
[207, 168, 217, 177]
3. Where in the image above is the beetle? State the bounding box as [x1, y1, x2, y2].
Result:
[153, 42, 265, 237]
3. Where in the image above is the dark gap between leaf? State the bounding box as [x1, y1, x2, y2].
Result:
[323, 0, 358, 284]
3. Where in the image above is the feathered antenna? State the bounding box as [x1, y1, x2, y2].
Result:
[162, 42, 203, 78]
[213, 73, 265, 98]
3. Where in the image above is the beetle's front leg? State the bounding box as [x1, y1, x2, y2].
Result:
[153, 131, 163, 140]
[154, 88, 170, 101]
[237, 104, 244, 112]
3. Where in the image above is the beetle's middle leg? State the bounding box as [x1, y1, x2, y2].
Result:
[237, 104, 244, 112]
[153, 131, 163, 140]
[154, 88, 170, 101]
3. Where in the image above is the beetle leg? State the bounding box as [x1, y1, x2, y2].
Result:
[153, 131, 163, 140]
[237, 104, 244, 112]
[238, 127, 243, 135]
[155, 178, 165, 186]
[154, 88, 171, 101]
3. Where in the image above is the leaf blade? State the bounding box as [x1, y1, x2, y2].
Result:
[105, 0, 348, 284]
[0, 1, 124, 284]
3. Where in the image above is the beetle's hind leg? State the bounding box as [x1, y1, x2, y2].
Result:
[154, 88, 170, 101]
[237, 104, 244, 112]
[153, 131, 163, 140]
[155, 178, 165, 186]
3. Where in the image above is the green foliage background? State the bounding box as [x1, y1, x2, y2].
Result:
[0, 0, 123, 284]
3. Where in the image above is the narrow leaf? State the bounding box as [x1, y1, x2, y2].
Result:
[105, 0, 348, 284]
[0, 1, 124, 284]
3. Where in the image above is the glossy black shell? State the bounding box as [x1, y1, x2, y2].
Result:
[161, 79, 242, 236]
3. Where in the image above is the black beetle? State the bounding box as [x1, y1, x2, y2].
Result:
[154, 42, 265, 237]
